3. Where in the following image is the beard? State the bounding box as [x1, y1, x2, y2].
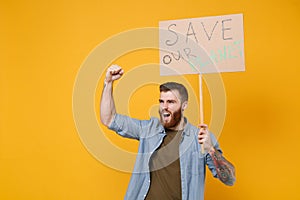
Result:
[159, 107, 182, 129]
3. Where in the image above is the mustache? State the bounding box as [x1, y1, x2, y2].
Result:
[159, 108, 182, 116]
[159, 109, 171, 114]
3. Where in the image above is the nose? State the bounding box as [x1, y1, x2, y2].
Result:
[162, 102, 168, 110]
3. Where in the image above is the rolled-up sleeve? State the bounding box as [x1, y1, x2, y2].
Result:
[108, 114, 149, 140]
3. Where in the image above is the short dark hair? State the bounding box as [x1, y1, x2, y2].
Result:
[159, 82, 188, 103]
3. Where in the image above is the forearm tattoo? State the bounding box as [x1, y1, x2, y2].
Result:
[209, 148, 236, 186]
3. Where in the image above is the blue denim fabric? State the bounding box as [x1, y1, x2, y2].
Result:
[109, 114, 222, 200]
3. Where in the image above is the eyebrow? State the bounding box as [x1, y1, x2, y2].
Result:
[159, 99, 177, 103]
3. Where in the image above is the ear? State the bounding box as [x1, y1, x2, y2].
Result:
[181, 101, 188, 111]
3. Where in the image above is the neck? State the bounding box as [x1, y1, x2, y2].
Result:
[169, 117, 186, 131]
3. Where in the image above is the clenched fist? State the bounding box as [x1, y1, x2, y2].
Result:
[198, 124, 213, 152]
[105, 65, 124, 84]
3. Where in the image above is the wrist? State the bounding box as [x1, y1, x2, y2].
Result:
[208, 146, 216, 155]
[104, 79, 113, 85]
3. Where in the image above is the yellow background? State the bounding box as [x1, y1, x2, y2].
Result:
[1, 0, 300, 199]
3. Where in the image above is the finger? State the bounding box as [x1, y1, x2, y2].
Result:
[198, 129, 208, 136]
[198, 136, 203, 142]
[109, 65, 122, 73]
[112, 74, 122, 80]
[110, 64, 121, 70]
[198, 133, 206, 141]
[198, 137, 205, 144]
[198, 124, 208, 129]
[110, 68, 122, 75]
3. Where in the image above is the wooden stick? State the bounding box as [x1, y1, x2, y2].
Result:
[199, 74, 205, 154]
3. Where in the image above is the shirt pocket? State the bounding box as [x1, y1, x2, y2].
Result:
[186, 151, 205, 175]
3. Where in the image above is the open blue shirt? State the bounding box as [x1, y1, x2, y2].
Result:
[109, 114, 222, 200]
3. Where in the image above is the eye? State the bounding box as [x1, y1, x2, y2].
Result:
[167, 100, 176, 104]
[159, 99, 164, 103]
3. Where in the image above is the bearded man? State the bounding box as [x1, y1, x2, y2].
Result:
[100, 65, 235, 200]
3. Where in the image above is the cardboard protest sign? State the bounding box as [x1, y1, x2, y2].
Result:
[159, 13, 245, 75]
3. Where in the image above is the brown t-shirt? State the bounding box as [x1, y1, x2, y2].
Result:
[145, 129, 183, 200]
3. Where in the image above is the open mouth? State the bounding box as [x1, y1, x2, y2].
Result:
[163, 113, 171, 118]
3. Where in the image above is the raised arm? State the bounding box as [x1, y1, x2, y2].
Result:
[100, 65, 124, 127]
[198, 124, 236, 186]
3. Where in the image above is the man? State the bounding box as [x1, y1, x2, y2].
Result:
[100, 65, 235, 200]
